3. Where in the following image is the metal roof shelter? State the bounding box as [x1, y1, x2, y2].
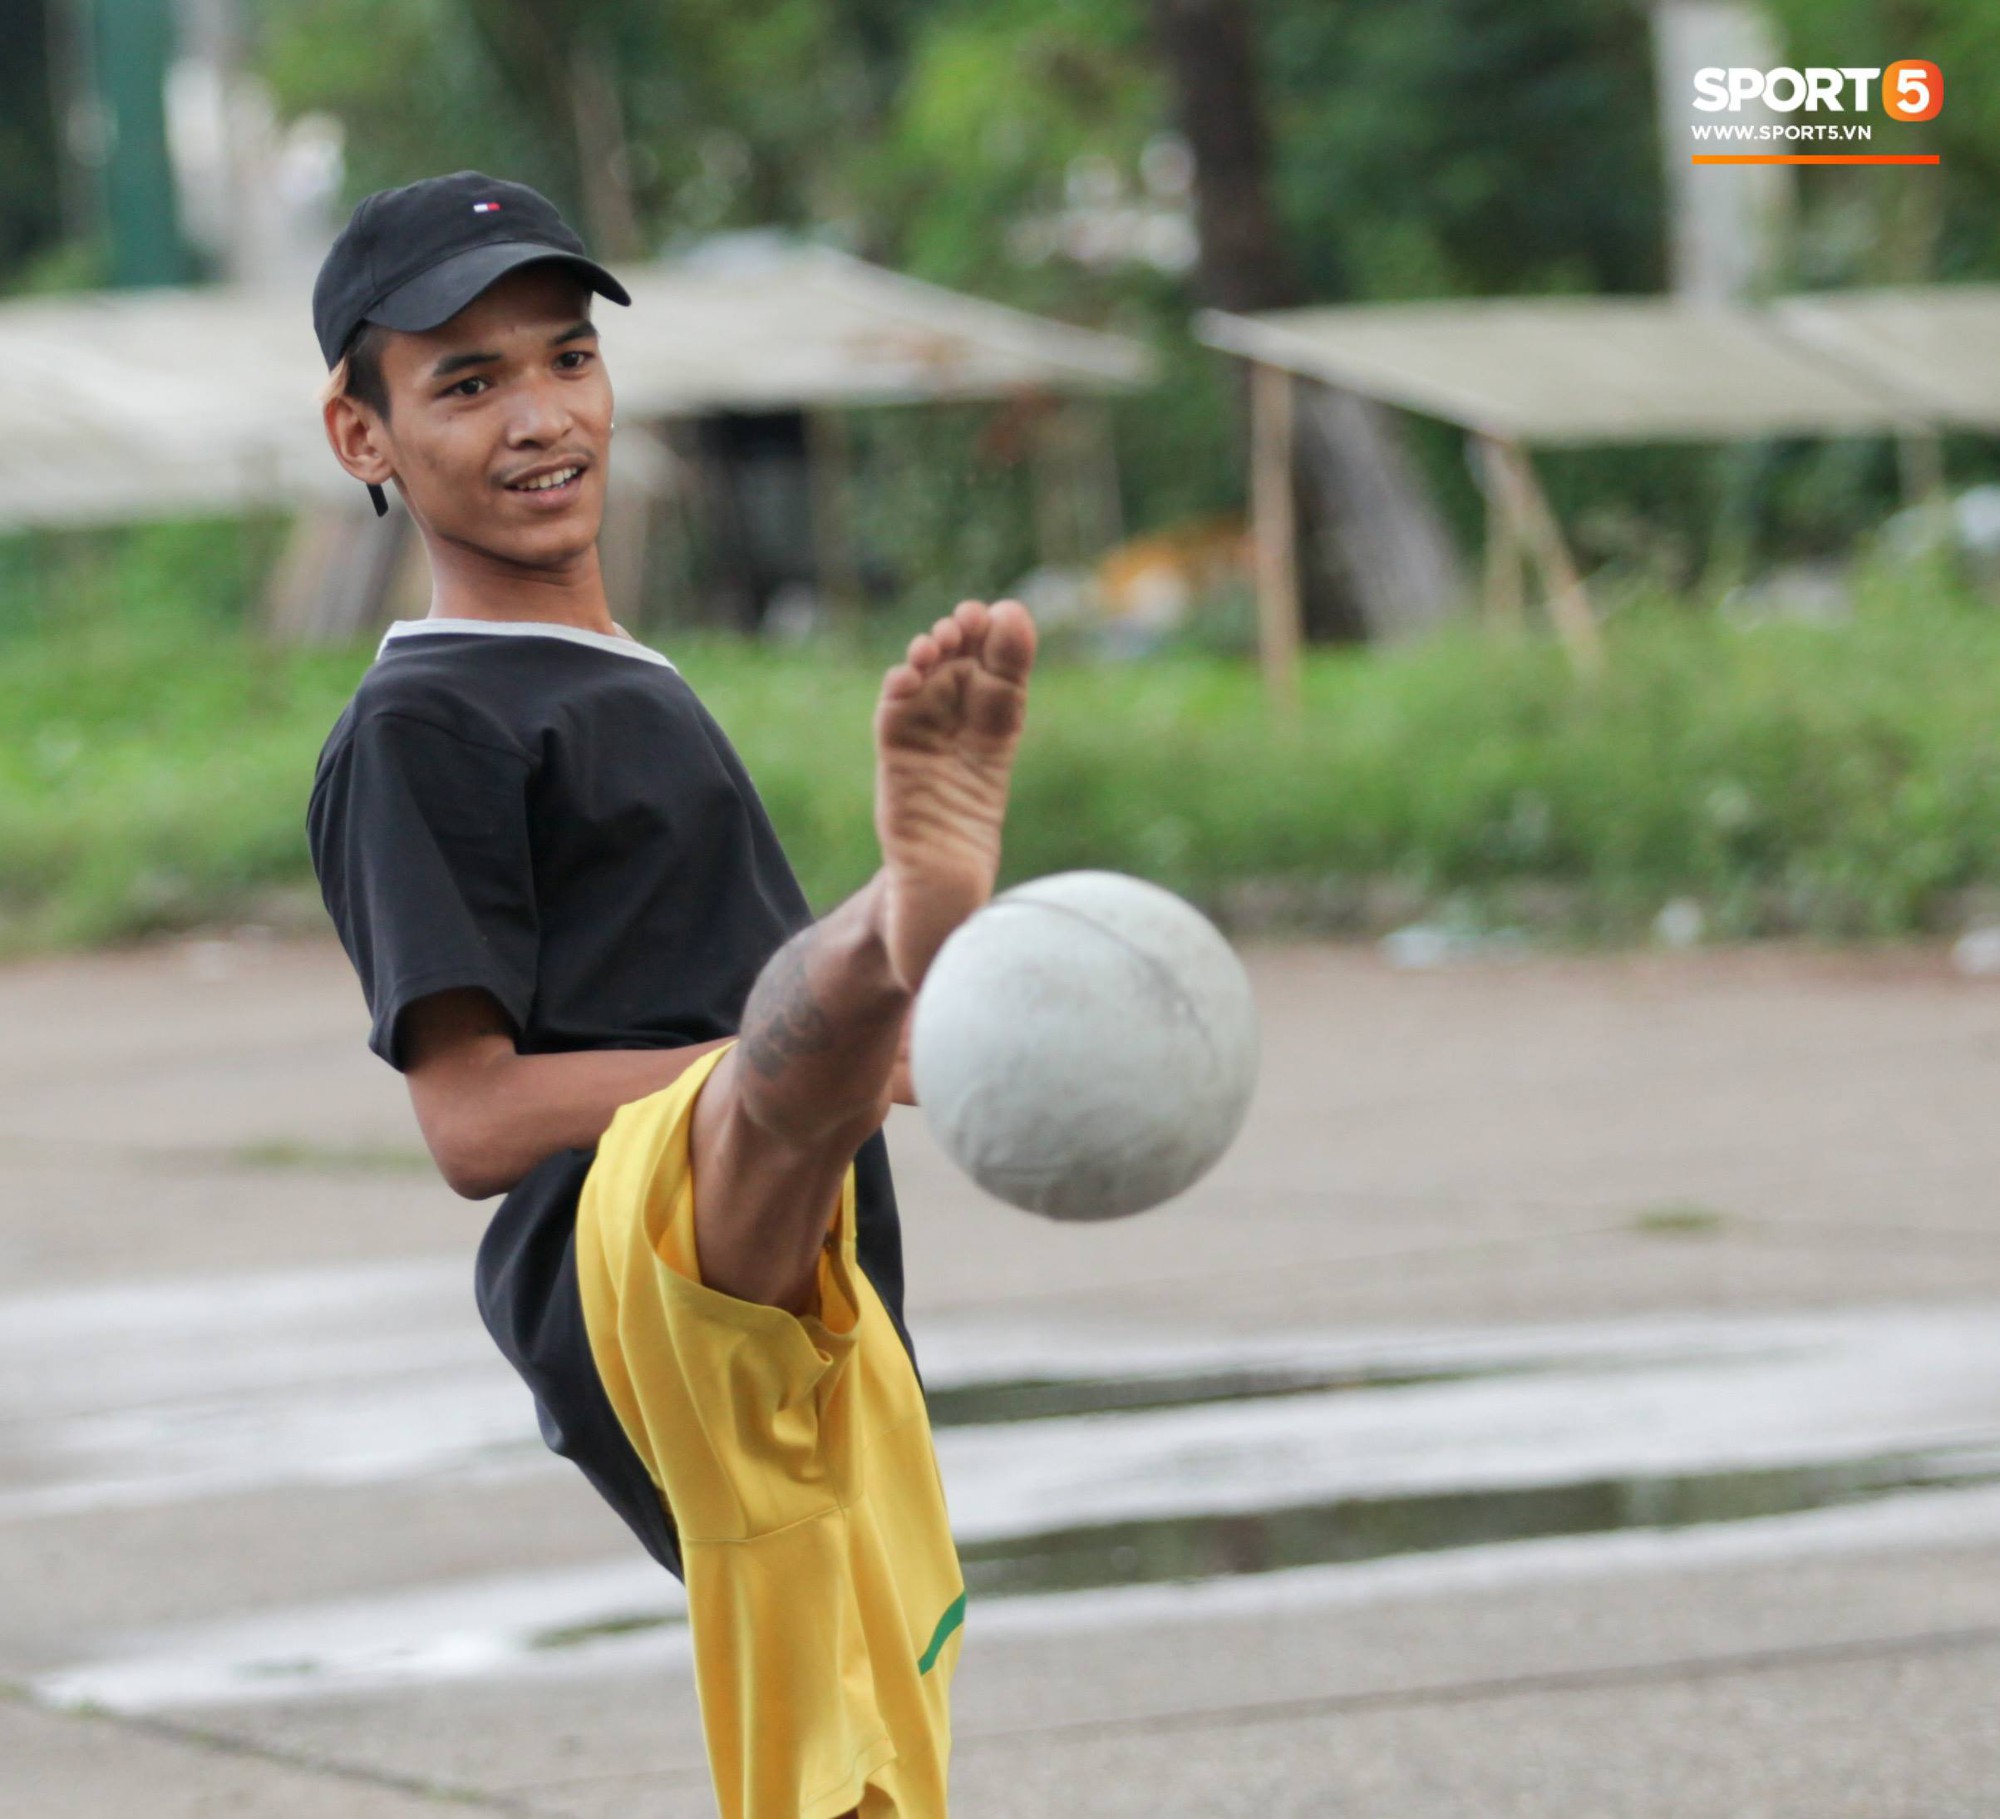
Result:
[1773, 289, 2000, 430]
[0, 243, 1153, 533]
[1197, 288, 2000, 700]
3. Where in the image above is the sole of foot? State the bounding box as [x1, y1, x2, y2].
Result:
[873, 598, 1037, 992]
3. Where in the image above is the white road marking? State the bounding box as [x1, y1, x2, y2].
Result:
[937, 1306, 2000, 1542]
[8, 1264, 2000, 1713]
[6, 1265, 1997, 1528]
[36, 1483, 2000, 1714]
[0, 1260, 542, 1517]
[35, 1557, 688, 1713]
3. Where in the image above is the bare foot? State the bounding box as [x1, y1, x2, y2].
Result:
[873, 598, 1036, 991]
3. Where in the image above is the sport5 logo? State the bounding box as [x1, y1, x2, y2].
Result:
[1692, 62, 1941, 120]
[1882, 60, 1942, 122]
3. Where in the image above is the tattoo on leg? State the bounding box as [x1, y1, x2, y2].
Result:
[740, 929, 836, 1078]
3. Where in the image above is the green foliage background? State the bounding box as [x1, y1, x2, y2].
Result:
[7, 518, 2000, 952]
[8, 1, 1997, 584]
[6, 3, 2000, 952]
[233, 0, 2000, 580]
[0, 0, 63, 281]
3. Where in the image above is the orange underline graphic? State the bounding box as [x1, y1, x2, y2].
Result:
[1691, 153, 1940, 165]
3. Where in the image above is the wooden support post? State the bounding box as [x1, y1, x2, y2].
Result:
[1028, 398, 1073, 573]
[1896, 429, 1945, 508]
[262, 495, 409, 644]
[598, 457, 656, 633]
[1481, 437, 1602, 677]
[1074, 397, 1125, 556]
[384, 512, 434, 621]
[807, 409, 862, 633]
[1475, 435, 1524, 628]
[1249, 361, 1303, 718]
[651, 418, 707, 627]
[261, 508, 341, 642]
[1032, 398, 1125, 569]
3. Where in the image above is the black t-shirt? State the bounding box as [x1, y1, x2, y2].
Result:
[306, 617, 909, 1577]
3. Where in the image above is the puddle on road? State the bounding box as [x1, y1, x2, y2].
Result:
[931, 1345, 2000, 1600]
[919, 1354, 2000, 1601]
[521, 1353, 1748, 1653]
[29, 1304, 2000, 1712]
[958, 1446, 2000, 1601]
[924, 1358, 1495, 1427]
[513, 1444, 2000, 1656]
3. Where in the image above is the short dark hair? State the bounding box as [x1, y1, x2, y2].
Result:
[344, 321, 391, 418]
[319, 320, 392, 419]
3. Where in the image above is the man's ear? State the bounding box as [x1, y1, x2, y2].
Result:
[322, 393, 397, 490]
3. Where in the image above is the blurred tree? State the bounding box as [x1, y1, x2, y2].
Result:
[20, 0, 1974, 592]
[256, 0, 926, 254]
[1151, 0, 1295, 313]
[257, 0, 557, 204]
[1267, 0, 1665, 302]
[0, 0, 65, 287]
[1154, 0, 1463, 640]
[1763, 0, 1983, 285]
[453, 1, 648, 256]
[95, 0, 193, 285]
[1704, 0, 1999, 559]
[835, 0, 1232, 588]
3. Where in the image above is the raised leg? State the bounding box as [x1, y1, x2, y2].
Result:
[687, 597, 1036, 1311]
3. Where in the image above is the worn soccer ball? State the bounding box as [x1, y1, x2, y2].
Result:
[911, 871, 1259, 1221]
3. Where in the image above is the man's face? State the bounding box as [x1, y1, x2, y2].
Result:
[340, 263, 614, 570]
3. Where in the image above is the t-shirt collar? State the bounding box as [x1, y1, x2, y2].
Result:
[378, 617, 675, 670]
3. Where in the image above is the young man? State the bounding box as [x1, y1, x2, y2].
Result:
[305, 172, 1035, 1818]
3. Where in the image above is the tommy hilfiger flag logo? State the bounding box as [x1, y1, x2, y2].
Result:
[472, 201, 501, 214]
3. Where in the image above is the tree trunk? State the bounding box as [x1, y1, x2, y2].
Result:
[1150, 0, 1297, 315]
[569, 35, 644, 261]
[1151, 0, 1463, 642]
[465, 0, 640, 255]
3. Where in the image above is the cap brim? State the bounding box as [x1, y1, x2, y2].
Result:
[366, 241, 632, 335]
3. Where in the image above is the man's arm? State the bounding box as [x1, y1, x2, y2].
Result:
[401, 988, 916, 1201]
[402, 990, 726, 1199]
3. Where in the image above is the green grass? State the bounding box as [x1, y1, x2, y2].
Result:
[1630, 1203, 1732, 1240]
[6, 534, 2000, 952]
[227, 1139, 434, 1173]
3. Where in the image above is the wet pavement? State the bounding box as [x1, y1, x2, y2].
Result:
[3, 937, 2000, 1814]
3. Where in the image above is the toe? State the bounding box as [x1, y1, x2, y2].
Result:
[907, 631, 939, 670]
[984, 599, 1037, 681]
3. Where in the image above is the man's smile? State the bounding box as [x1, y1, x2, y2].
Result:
[504, 459, 589, 502]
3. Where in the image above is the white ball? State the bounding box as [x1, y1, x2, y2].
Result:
[911, 871, 1259, 1221]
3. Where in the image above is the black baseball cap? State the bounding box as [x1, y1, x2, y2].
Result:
[313, 171, 631, 515]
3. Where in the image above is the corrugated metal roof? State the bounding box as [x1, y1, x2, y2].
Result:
[618, 243, 1153, 409]
[0, 245, 1153, 530]
[1774, 286, 2000, 431]
[1197, 289, 1992, 443]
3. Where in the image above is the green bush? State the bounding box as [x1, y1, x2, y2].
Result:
[5, 535, 2000, 952]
